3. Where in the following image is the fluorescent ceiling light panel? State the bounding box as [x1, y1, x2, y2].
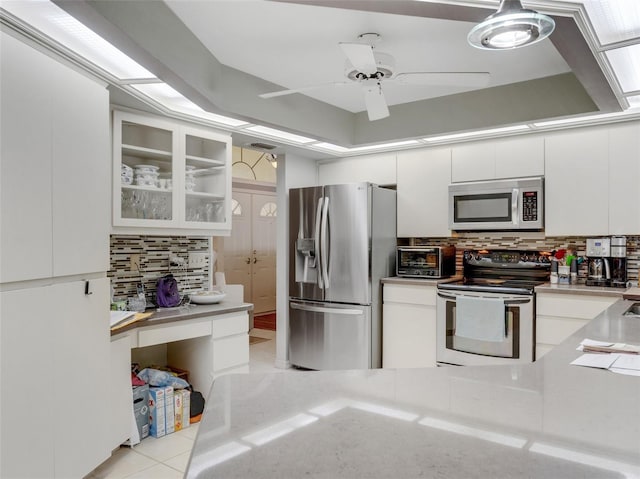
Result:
[245, 126, 316, 144]
[581, 0, 640, 45]
[419, 416, 527, 449]
[424, 125, 529, 142]
[131, 83, 249, 127]
[605, 44, 640, 93]
[349, 140, 421, 152]
[626, 95, 640, 109]
[311, 143, 351, 153]
[2, 0, 154, 80]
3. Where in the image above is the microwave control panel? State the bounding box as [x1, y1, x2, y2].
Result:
[522, 191, 538, 222]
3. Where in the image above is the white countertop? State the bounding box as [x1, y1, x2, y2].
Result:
[186, 299, 640, 478]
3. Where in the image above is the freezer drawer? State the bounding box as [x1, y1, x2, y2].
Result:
[289, 301, 371, 370]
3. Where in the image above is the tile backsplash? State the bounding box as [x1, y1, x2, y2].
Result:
[109, 235, 210, 306]
[402, 234, 639, 284]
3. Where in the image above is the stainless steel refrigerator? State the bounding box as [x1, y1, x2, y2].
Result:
[288, 182, 396, 370]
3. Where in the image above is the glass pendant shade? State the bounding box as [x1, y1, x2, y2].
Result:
[468, 0, 555, 50]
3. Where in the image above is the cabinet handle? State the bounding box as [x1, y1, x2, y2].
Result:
[84, 280, 93, 295]
[245, 257, 251, 264]
[253, 257, 257, 264]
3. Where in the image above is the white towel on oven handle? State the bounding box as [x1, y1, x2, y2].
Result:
[455, 295, 506, 342]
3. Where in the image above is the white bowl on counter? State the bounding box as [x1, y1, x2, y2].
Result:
[189, 290, 226, 304]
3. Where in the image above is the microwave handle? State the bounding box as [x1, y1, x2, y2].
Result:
[512, 188, 519, 227]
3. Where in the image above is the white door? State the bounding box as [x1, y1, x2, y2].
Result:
[251, 194, 277, 313]
[223, 191, 277, 314]
[223, 192, 253, 302]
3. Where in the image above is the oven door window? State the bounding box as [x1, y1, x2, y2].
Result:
[453, 193, 512, 223]
[445, 301, 520, 358]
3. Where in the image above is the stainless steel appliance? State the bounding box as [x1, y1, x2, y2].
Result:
[436, 250, 550, 366]
[289, 183, 396, 370]
[610, 236, 627, 288]
[396, 246, 456, 278]
[449, 177, 544, 231]
[586, 237, 611, 287]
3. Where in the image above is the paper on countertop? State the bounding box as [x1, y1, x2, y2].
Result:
[577, 338, 640, 354]
[571, 353, 620, 369]
[110, 310, 136, 328]
[609, 354, 640, 372]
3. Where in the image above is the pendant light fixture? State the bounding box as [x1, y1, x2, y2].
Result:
[468, 0, 555, 50]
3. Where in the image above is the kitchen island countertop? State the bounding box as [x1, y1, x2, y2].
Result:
[186, 299, 640, 478]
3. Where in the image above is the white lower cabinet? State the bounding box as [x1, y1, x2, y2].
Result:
[1, 278, 111, 478]
[382, 282, 438, 368]
[535, 292, 619, 359]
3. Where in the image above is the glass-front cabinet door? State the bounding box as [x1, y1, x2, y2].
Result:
[112, 110, 231, 233]
[184, 128, 229, 226]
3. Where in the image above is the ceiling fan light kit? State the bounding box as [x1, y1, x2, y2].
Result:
[468, 0, 555, 50]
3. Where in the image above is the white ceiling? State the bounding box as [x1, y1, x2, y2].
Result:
[166, 0, 571, 114]
[6, 0, 636, 154]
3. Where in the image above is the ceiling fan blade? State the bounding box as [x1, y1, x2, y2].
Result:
[339, 42, 377, 75]
[259, 81, 351, 99]
[362, 82, 389, 121]
[395, 72, 490, 88]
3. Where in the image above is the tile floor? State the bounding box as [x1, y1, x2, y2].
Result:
[86, 329, 285, 478]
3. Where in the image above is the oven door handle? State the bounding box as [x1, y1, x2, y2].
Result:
[437, 291, 532, 305]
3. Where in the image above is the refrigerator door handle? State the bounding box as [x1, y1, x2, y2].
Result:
[290, 302, 363, 316]
[320, 195, 330, 289]
[314, 196, 324, 289]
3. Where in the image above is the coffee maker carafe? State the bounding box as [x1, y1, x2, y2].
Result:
[610, 236, 627, 288]
[586, 238, 611, 287]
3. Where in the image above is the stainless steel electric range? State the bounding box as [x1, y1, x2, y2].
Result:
[436, 250, 551, 366]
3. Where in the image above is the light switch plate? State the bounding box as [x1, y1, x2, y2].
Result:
[188, 252, 208, 268]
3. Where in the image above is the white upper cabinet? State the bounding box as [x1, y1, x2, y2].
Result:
[51, 52, 110, 277]
[317, 153, 396, 186]
[544, 127, 609, 236]
[451, 136, 544, 182]
[0, 32, 110, 283]
[0, 32, 54, 282]
[397, 147, 451, 237]
[112, 110, 232, 235]
[608, 122, 640, 235]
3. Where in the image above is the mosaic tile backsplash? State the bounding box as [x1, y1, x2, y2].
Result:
[109, 235, 210, 307]
[401, 234, 640, 284]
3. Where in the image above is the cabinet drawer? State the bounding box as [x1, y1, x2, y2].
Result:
[212, 312, 249, 339]
[213, 334, 249, 371]
[537, 315, 589, 345]
[536, 294, 617, 320]
[138, 319, 212, 347]
[383, 283, 437, 306]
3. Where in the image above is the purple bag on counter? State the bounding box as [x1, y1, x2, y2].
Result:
[156, 274, 181, 307]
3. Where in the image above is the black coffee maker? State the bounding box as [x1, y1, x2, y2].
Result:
[610, 236, 627, 288]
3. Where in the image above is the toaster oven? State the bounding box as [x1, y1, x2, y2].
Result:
[396, 246, 456, 278]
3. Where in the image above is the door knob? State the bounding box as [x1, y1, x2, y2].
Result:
[245, 257, 251, 264]
[253, 257, 257, 264]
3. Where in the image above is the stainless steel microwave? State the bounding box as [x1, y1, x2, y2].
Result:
[448, 177, 544, 231]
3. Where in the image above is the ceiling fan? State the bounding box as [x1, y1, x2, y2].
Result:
[259, 33, 491, 121]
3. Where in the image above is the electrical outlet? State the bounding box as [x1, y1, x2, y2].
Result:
[188, 252, 208, 269]
[130, 254, 141, 272]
